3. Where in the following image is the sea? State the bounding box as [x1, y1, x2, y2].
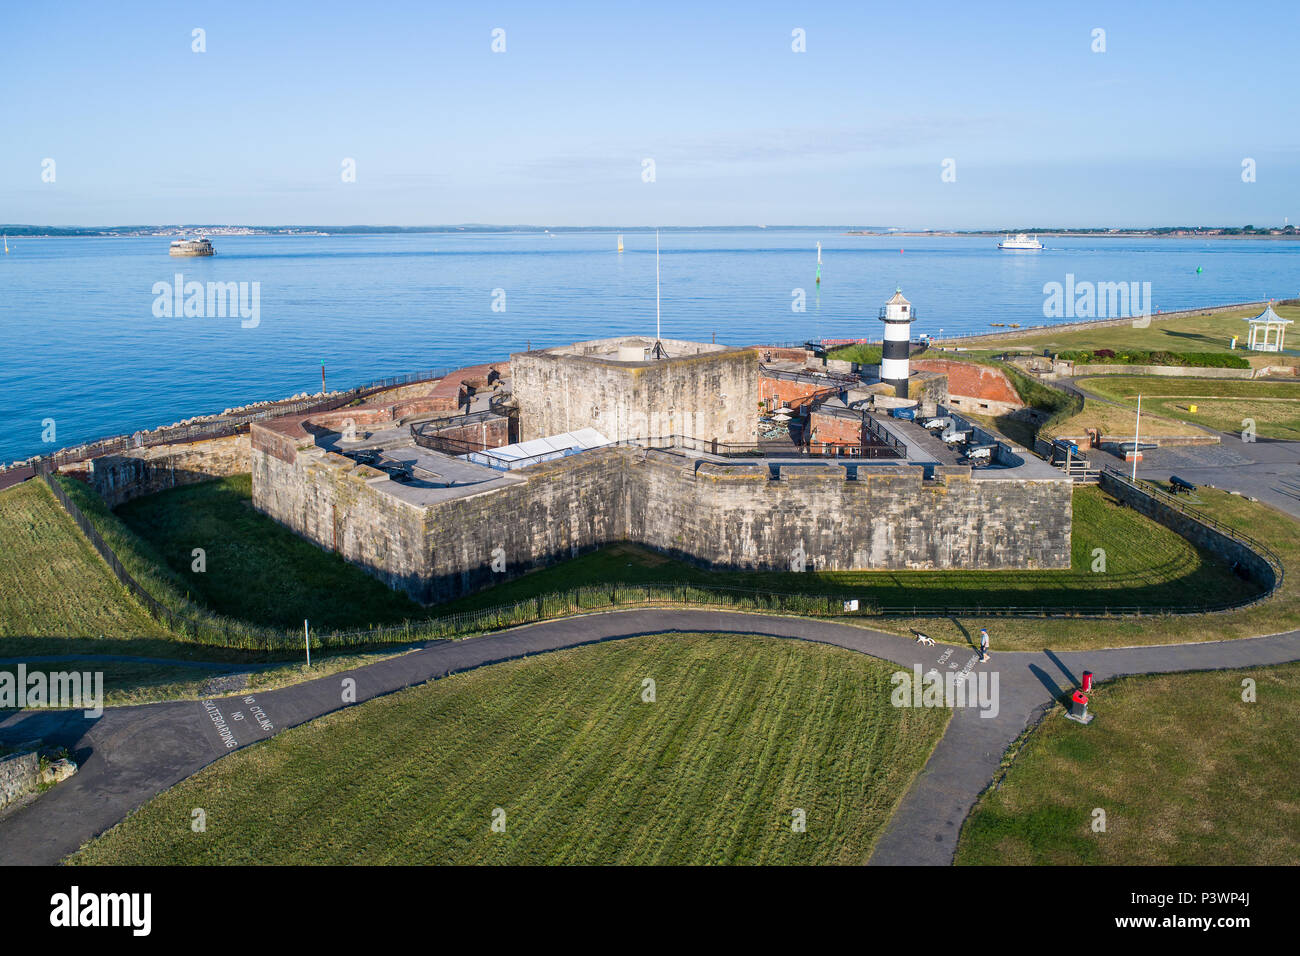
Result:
[0, 229, 1296, 464]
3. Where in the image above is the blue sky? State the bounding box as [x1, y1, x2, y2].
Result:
[1, 0, 1296, 227]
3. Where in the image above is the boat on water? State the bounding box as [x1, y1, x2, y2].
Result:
[617, 234, 624, 253]
[997, 233, 1043, 251]
[169, 237, 215, 257]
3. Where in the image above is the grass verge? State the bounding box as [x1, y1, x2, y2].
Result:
[956, 661, 1300, 864]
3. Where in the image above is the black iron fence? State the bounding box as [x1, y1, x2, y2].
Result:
[31, 461, 1286, 656]
[862, 416, 908, 457]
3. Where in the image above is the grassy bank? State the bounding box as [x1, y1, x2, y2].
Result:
[826, 343, 882, 365]
[115, 474, 428, 632]
[956, 662, 1300, 865]
[0, 480, 166, 639]
[1077, 375, 1300, 440]
[943, 303, 1300, 357]
[72, 632, 948, 865]
[1040, 397, 1206, 440]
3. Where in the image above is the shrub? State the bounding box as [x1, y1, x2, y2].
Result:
[1054, 349, 1248, 370]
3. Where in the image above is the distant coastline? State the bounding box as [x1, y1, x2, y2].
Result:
[1, 224, 1295, 239]
[847, 230, 1299, 241]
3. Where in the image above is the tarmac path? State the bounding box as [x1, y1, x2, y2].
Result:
[2, 610, 1298, 866]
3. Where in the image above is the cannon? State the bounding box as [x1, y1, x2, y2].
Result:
[1170, 475, 1197, 495]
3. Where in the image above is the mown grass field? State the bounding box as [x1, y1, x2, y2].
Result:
[72, 633, 949, 865]
[1078, 375, 1300, 440]
[0, 480, 165, 639]
[956, 662, 1300, 865]
[112, 478, 1259, 629]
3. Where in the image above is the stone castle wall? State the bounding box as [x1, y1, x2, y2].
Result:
[252, 436, 1072, 604]
[626, 457, 1071, 573]
[511, 347, 759, 444]
[253, 444, 436, 599]
[69, 434, 251, 507]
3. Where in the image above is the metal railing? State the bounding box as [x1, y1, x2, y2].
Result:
[611, 434, 905, 460]
[862, 416, 908, 457]
[760, 365, 861, 387]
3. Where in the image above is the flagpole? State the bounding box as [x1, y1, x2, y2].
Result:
[1132, 393, 1141, 480]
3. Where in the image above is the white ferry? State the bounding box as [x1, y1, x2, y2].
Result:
[997, 233, 1043, 251]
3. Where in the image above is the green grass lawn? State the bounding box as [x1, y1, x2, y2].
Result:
[956, 662, 1300, 865]
[1078, 375, 1300, 440]
[1041, 397, 1207, 440]
[71, 632, 948, 865]
[827, 343, 882, 364]
[0, 481, 166, 639]
[112, 477, 1261, 627]
[946, 303, 1300, 358]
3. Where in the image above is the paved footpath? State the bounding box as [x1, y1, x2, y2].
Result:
[2, 610, 1298, 866]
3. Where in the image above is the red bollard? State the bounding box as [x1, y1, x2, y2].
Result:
[1082, 671, 1093, 692]
[1066, 690, 1094, 724]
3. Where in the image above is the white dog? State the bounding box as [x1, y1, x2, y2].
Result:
[913, 632, 936, 646]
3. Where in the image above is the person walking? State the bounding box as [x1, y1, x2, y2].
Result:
[979, 628, 990, 662]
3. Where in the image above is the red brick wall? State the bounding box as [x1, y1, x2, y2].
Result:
[910, 359, 1022, 405]
[807, 411, 863, 450]
[761, 374, 839, 411]
[422, 416, 509, 450]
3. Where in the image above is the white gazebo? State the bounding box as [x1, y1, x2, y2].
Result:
[1243, 304, 1293, 352]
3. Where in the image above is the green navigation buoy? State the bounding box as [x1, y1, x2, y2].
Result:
[1196, 266, 1203, 274]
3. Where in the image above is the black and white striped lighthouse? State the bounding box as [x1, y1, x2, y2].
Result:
[879, 288, 914, 398]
